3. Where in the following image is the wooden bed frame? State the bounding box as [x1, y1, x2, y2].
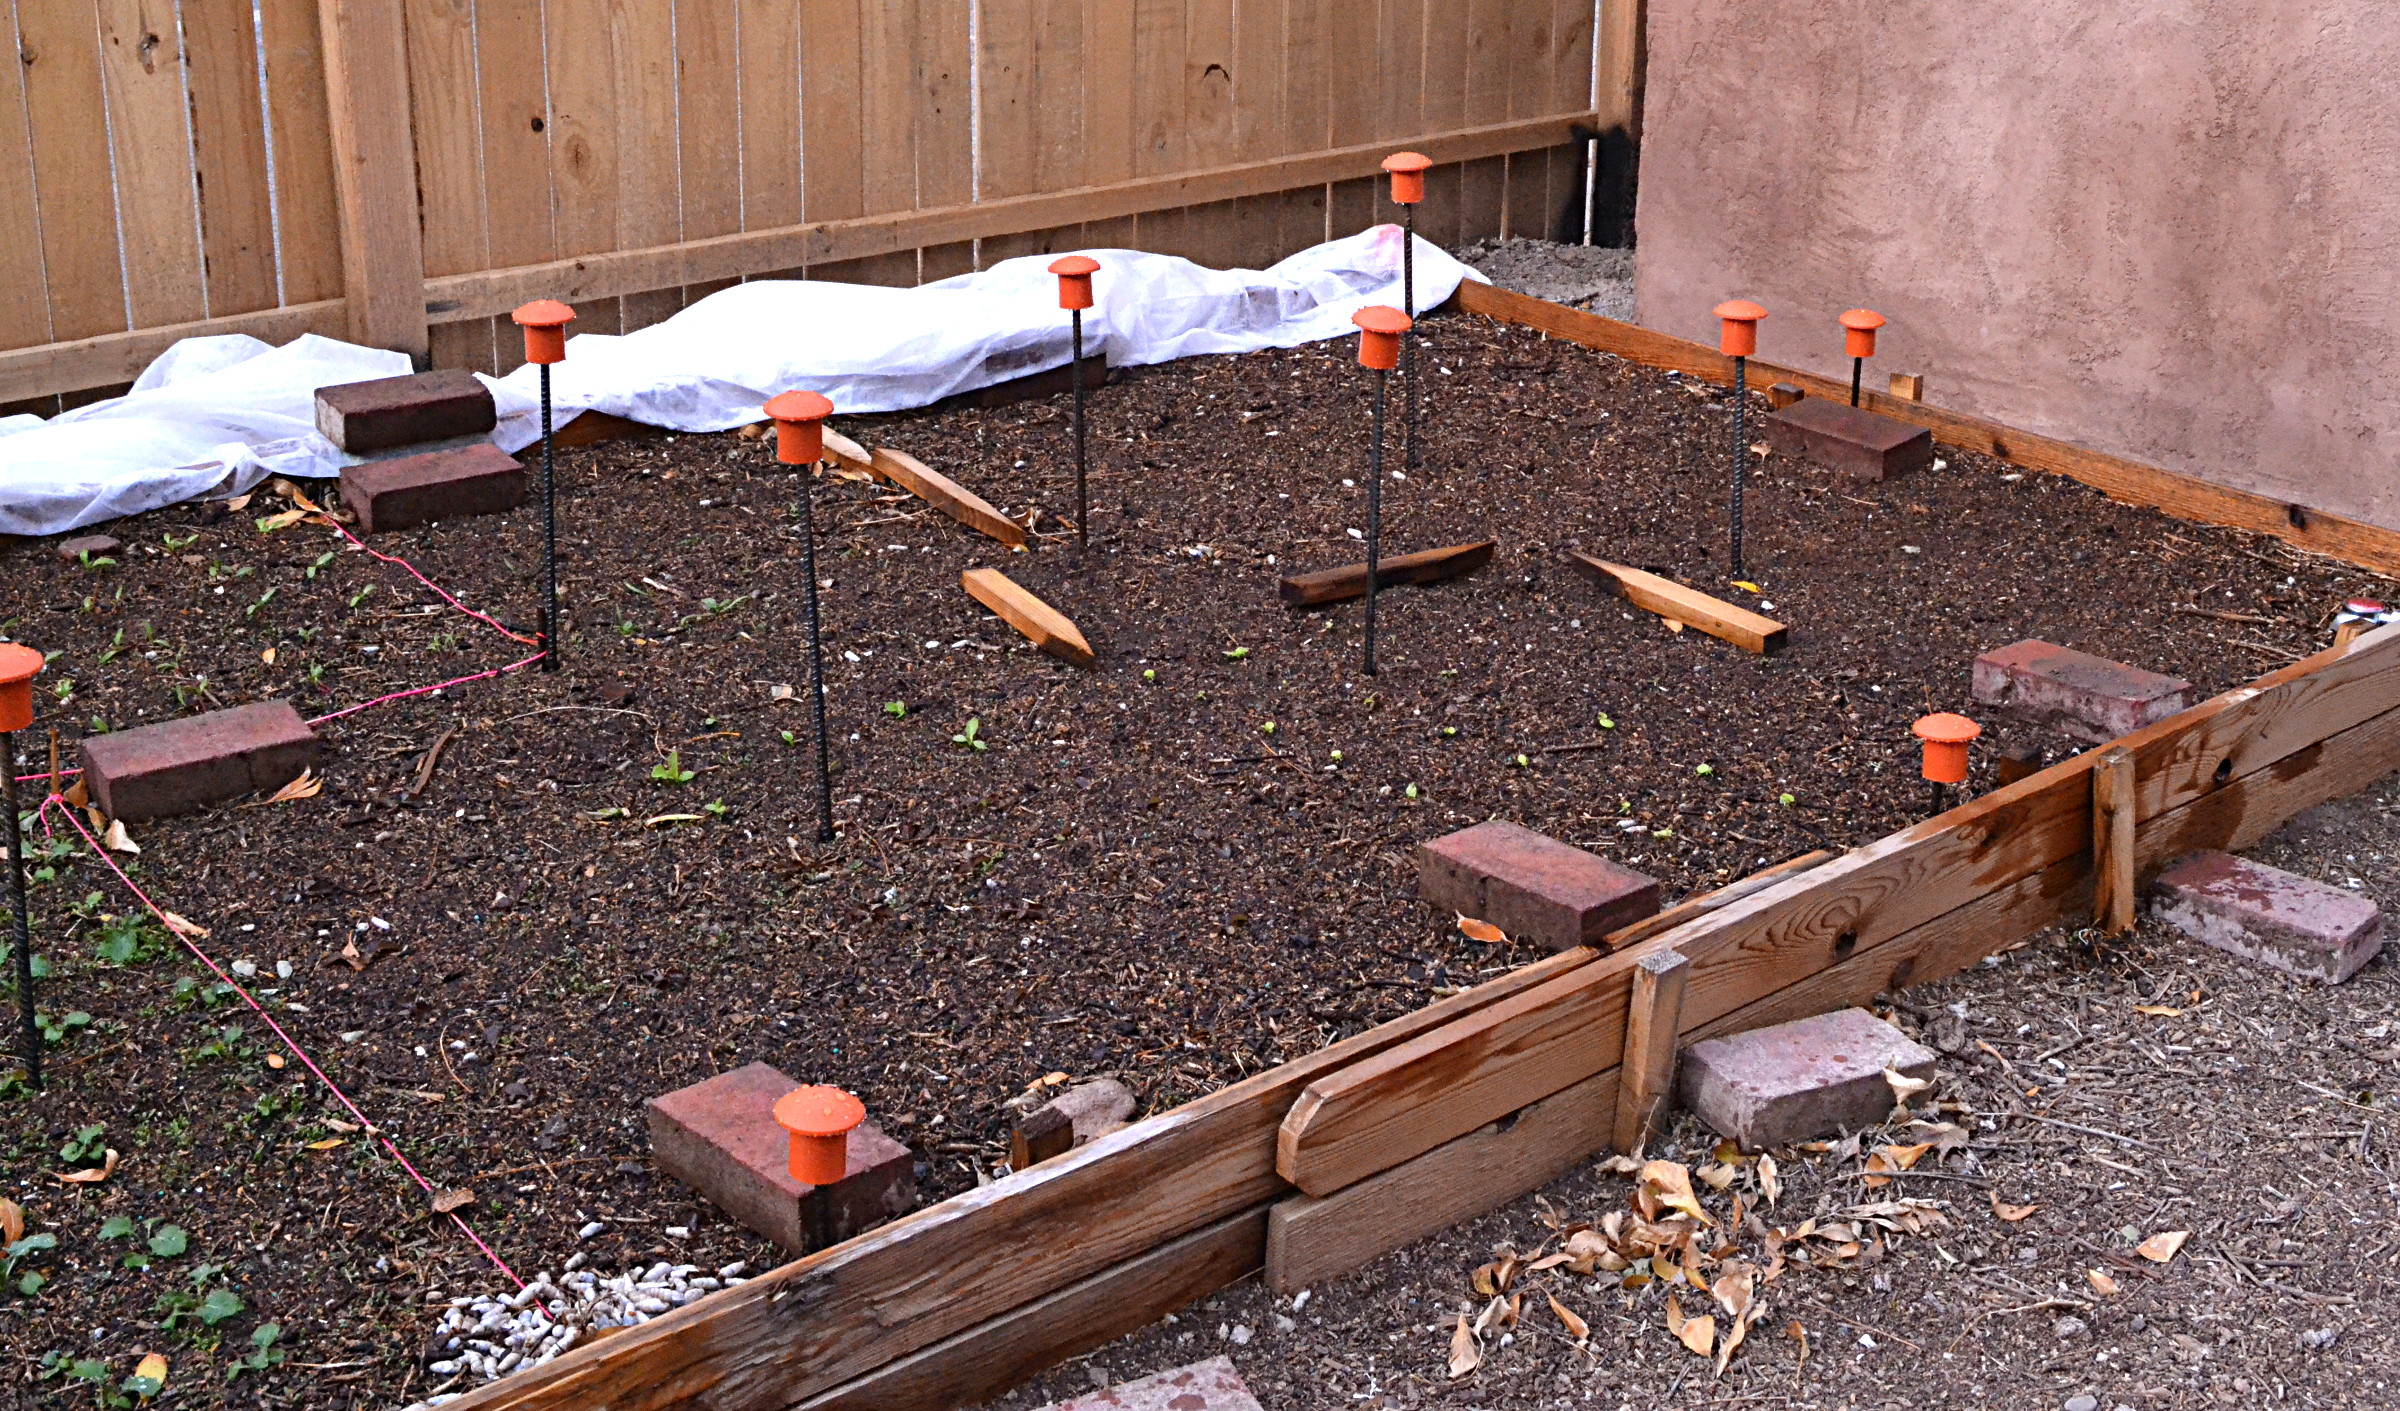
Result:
[448, 289, 2400, 1411]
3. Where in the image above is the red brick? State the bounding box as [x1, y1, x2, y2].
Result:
[314, 369, 496, 453]
[340, 443, 527, 535]
[1971, 639, 2195, 744]
[78, 701, 317, 822]
[647, 1061, 916, 1255]
[1039, 1357, 1261, 1411]
[1762, 398, 1934, 480]
[1418, 820, 1660, 950]
[1679, 1008, 1939, 1149]
[2150, 851, 2383, 984]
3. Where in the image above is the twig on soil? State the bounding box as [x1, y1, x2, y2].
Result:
[2006, 1111, 2149, 1147]
[408, 722, 460, 799]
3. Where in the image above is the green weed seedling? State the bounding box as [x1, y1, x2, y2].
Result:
[650, 750, 694, 785]
[161, 532, 197, 552]
[36, 1010, 91, 1046]
[94, 914, 164, 968]
[228, 1324, 284, 1382]
[41, 1353, 159, 1410]
[59, 1125, 106, 1167]
[951, 717, 987, 753]
[97, 628, 125, 665]
[5, 1229, 55, 1297]
[77, 549, 116, 571]
[305, 551, 336, 580]
[884, 701, 907, 718]
[155, 1263, 243, 1345]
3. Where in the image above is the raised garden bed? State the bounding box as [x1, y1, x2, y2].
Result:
[0, 299, 2390, 1407]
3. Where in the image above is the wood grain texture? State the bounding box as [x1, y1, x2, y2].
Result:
[318, 0, 429, 356]
[1460, 281, 2400, 578]
[20, 0, 130, 341]
[0, 300, 348, 404]
[96, 0, 206, 325]
[1566, 551, 1788, 654]
[1611, 949, 1688, 1156]
[1599, 849, 1833, 953]
[180, 0, 281, 316]
[2092, 746, 2136, 936]
[1280, 621, 2400, 1194]
[401, 0, 493, 373]
[961, 568, 1095, 666]
[0, 3, 54, 350]
[444, 943, 1608, 1411]
[259, 0, 345, 305]
[1277, 541, 1496, 607]
[1264, 1066, 1620, 1296]
[794, 1207, 1267, 1411]
[870, 447, 1028, 547]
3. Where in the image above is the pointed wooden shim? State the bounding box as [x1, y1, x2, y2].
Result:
[1279, 541, 1496, 608]
[961, 569, 1095, 667]
[2092, 746, 2137, 936]
[1263, 1066, 1619, 1296]
[822, 428, 874, 476]
[1611, 950, 1691, 1156]
[872, 447, 1027, 548]
[1566, 551, 1788, 655]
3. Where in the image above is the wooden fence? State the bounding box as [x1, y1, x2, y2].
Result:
[0, 0, 1636, 409]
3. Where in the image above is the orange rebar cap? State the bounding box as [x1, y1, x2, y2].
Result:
[1353, 305, 1411, 371]
[512, 299, 576, 365]
[764, 390, 835, 466]
[774, 1085, 866, 1187]
[0, 641, 42, 734]
[1382, 150, 1432, 206]
[1050, 255, 1100, 312]
[1912, 712, 1981, 785]
[1714, 299, 1767, 358]
[1839, 308, 1886, 360]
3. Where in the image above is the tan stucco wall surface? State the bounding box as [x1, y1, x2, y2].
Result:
[1633, 3, 2400, 527]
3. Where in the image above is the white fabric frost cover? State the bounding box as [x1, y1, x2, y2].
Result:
[0, 228, 1477, 537]
[0, 335, 411, 538]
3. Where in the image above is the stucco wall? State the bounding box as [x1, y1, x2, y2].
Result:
[1633, 3, 2400, 528]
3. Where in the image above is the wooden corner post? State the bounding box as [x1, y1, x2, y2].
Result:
[1611, 948, 1690, 1155]
[2092, 746, 2136, 935]
[317, 0, 429, 363]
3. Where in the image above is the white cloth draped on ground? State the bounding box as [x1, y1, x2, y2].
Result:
[0, 226, 1479, 538]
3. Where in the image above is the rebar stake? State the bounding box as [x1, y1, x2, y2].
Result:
[1383, 153, 1431, 486]
[1840, 309, 1886, 409]
[512, 300, 577, 670]
[1713, 301, 1767, 579]
[1352, 305, 1412, 677]
[0, 643, 44, 1092]
[1049, 256, 1101, 548]
[768, 390, 839, 843]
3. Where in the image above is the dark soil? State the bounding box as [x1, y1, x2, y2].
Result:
[0, 309, 2385, 1408]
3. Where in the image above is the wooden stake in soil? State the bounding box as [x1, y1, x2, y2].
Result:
[2092, 746, 2137, 936]
[1049, 256, 1100, 548]
[1612, 948, 1690, 1155]
[1352, 306, 1411, 676]
[0, 643, 44, 1090]
[1714, 300, 1766, 578]
[512, 300, 575, 672]
[768, 390, 840, 843]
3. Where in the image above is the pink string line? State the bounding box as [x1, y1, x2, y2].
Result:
[305, 651, 546, 727]
[38, 795, 535, 1298]
[320, 515, 539, 648]
[12, 767, 79, 784]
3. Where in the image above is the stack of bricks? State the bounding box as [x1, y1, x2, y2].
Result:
[316, 370, 527, 534]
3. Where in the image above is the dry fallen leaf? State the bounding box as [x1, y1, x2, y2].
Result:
[430, 1188, 476, 1214]
[1548, 1293, 1589, 1342]
[255, 507, 309, 532]
[1456, 915, 1507, 944]
[1666, 1295, 1716, 1357]
[1447, 1314, 1480, 1378]
[1991, 1192, 2039, 1222]
[1471, 1262, 1498, 1298]
[1695, 1161, 1738, 1192]
[101, 819, 140, 855]
[255, 769, 323, 805]
[2134, 1004, 2184, 1018]
[768, 683, 798, 703]
[1786, 1319, 1810, 1367]
[1757, 1154, 1782, 1207]
[134, 1352, 168, 1390]
[159, 911, 208, 939]
[63, 778, 88, 809]
[1884, 1067, 1933, 1107]
[1596, 1153, 1644, 1176]
[0, 1196, 22, 1245]
[2137, 1230, 2191, 1263]
[57, 1148, 119, 1184]
[1640, 1160, 1715, 1226]
[261, 647, 277, 665]
[2087, 1268, 2121, 1296]
[305, 1138, 345, 1152]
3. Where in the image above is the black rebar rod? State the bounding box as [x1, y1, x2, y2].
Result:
[1851, 356, 1864, 408]
[539, 363, 559, 671]
[1072, 307, 1088, 548]
[1929, 781, 1948, 818]
[1402, 205, 1419, 482]
[1730, 355, 1748, 577]
[798, 463, 835, 843]
[2, 737, 36, 1091]
[1365, 370, 1386, 677]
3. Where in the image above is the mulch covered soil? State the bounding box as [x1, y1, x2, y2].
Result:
[0, 308, 2389, 1408]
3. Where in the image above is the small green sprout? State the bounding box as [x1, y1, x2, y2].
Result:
[703, 800, 728, 818]
[952, 717, 987, 752]
[1596, 713, 1615, 729]
[884, 701, 907, 718]
[1514, 754, 1530, 767]
[1261, 721, 1276, 735]
[1779, 792, 1796, 806]
[1329, 750, 1343, 762]
[650, 750, 695, 785]
[1143, 669, 1156, 680]
[1695, 763, 1714, 777]
[1223, 646, 1249, 661]
[779, 730, 797, 745]
[1441, 725, 1457, 737]
[1404, 783, 1420, 799]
